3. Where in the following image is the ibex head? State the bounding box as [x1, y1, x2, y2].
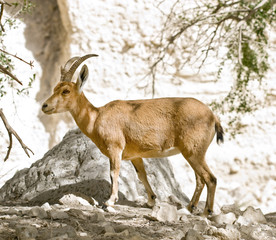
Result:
[42, 54, 98, 114]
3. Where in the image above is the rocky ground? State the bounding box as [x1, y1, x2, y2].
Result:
[0, 130, 275, 240]
[0, 194, 275, 240]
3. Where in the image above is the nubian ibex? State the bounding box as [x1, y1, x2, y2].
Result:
[42, 54, 224, 216]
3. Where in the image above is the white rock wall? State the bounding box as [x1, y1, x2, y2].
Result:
[0, 0, 275, 213]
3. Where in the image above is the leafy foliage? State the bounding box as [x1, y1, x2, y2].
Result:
[0, 0, 35, 98]
[151, 0, 276, 136]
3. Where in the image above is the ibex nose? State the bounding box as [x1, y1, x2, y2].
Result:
[42, 103, 48, 110]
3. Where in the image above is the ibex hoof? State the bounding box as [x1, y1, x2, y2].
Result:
[198, 208, 213, 218]
[187, 204, 196, 213]
[105, 197, 117, 207]
[147, 200, 155, 208]
[146, 195, 156, 208]
[187, 204, 202, 215]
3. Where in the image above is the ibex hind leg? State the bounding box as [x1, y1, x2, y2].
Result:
[183, 153, 217, 217]
[187, 172, 205, 213]
[131, 158, 156, 207]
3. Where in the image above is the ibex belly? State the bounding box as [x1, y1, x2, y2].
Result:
[142, 147, 181, 158]
[123, 147, 181, 160]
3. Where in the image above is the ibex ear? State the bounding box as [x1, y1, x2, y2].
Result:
[76, 64, 89, 93]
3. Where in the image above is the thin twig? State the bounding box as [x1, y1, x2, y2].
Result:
[198, 22, 222, 71]
[238, 25, 242, 65]
[0, 1, 11, 6]
[0, 108, 34, 161]
[0, 49, 34, 68]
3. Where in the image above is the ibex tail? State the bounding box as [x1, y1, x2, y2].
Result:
[215, 117, 224, 144]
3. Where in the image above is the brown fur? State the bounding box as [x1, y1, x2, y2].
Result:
[42, 69, 223, 216]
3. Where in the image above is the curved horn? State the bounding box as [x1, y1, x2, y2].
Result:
[60, 56, 80, 81]
[62, 54, 98, 82]
[64, 56, 80, 72]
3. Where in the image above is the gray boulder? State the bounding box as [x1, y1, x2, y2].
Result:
[0, 129, 189, 206]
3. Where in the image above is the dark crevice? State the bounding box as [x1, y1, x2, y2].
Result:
[22, 0, 72, 147]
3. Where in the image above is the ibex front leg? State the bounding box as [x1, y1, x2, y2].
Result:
[105, 148, 122, 207]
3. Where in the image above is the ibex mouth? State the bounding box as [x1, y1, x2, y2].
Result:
[42, 107, 55, 114]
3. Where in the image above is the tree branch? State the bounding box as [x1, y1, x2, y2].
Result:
[0, 1, 11, 31]
[0, 108, 33, 161]
[0, 3, 4, 32]
[0, 63, 22, 85]
[149, 0, 276, 98]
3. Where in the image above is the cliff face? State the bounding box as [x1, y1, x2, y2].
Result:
[0, 0, 275, 214]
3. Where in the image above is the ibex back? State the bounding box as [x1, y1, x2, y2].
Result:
[42, 54, 224, 216]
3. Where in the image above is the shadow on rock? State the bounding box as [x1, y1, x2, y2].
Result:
[27, 179, 137, 207]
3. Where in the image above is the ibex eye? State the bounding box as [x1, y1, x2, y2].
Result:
[62, 89, 70, 95]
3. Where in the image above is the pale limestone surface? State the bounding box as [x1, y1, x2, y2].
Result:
[0, 0, 275, 217]
[0, 196, 275, 239]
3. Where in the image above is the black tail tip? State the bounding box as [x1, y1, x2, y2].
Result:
[215, 122, 224, 144]
[216, 132, 224, 144]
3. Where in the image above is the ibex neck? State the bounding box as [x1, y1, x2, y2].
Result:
[70, 93, 98, 137]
